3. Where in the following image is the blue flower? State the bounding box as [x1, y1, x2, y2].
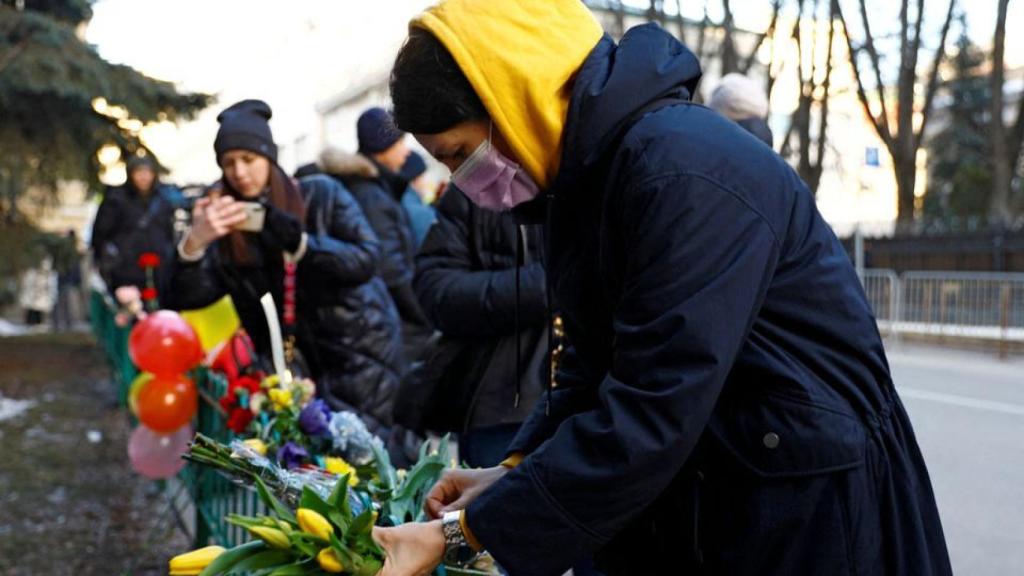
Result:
[298, 399, 332, 437]
[276, 441, 309, 470]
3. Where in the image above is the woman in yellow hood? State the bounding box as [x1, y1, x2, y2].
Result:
[374, 0, 951, 575]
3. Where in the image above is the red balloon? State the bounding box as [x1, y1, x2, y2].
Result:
[136, 374, 198, 433]
[129, 310, 203, 375]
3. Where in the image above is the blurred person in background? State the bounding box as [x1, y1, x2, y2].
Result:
[168, 99, 405, 438]
[398, 150, 437, 248]
[317, 107, 432, 363]
[707, 72, 774, 147]
[51, 230, 83, 332]
[406, 184, 547, 468]
[90, 156, 178, 295]
[19, 256, 56, 326]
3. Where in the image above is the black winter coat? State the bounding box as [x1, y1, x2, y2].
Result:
[466, 26, 951, 576]
[168, 175, 404, 429]
[414, 187, 547, 432]
[318, 149, 430, 333]
[91, 184, 179, 292]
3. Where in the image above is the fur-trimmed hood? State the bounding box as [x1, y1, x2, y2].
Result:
[318, 147, 379, 179]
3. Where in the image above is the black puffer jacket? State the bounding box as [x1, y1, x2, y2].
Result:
[168, 174, 404, 430]
[318, 149, 429, 332]
[414, 187, 548, 432]
[91, 184, 179, 292]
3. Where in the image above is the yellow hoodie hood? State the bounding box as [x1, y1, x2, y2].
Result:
[412, 0, 604, 189]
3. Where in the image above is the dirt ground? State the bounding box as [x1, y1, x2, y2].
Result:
[0, 333, 189, 575]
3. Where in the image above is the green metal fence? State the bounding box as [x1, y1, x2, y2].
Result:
[89, 289, 262, 549]
[89, 289, 137, 406]
[190, 368, 266, 548]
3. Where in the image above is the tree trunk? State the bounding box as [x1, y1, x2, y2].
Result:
[989, 0, 1012, 226]
[896, 152, 918, 229]
[720, 0, 739, 75]
[838, 0, 955, 226]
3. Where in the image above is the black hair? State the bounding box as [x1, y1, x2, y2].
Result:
[390, 28, 488, 134]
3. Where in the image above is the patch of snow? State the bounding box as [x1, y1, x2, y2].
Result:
[0, 394, 38, 423]
[0, 319, 28, 337]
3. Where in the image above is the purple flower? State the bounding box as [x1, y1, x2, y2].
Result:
[298, 399, 332, 437]
[276, 441, 309, 470]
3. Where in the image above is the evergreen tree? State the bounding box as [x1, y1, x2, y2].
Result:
[0, 0, 211, 224]
[924, 21, 993, 226]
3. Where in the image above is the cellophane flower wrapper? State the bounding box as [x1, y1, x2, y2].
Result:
[328, 411, 382, 466]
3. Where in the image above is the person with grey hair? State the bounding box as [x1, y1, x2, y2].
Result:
[708, 72, 774, 147]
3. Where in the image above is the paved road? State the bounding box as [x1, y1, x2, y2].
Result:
[887, 342, 1024, 576]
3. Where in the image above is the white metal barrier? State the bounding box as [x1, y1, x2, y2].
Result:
[860, 269, 1024, 343]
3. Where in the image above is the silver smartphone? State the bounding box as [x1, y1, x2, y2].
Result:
[235, 202, 266, 232]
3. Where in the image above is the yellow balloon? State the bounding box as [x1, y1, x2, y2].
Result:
[180, 296, 241, 354]
[128, 372, 154, 416]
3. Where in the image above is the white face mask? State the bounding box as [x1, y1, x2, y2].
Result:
[450, 123, 540, 211]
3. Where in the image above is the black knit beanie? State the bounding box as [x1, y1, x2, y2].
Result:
[214, 99, 278, 162]
[126, 155, 157, 174]
[357, 107, 405, 154]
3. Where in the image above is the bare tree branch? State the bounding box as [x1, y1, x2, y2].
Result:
[815, 0, 837, 178]
[856, 0, 895, 145]
[740, 0, 783, 74]
[674, 0, 687, 43]
[914, 0, 957, 150]
[836, 2, 892, 150]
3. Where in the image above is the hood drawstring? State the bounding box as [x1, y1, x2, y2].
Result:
[514, 224, 523, 409]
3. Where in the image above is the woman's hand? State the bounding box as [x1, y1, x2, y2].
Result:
[372, 520, 445, 576]
[424, 466, 508, 520]
[183, 196, 247, 254]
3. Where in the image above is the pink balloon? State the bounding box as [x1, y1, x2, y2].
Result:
[127, 424, 192, 480]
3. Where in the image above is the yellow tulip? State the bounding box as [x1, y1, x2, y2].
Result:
[317, 548, 345, 573]
[168, 545, 225, 575]
[297, 508, 334, 540]
[249, 525, 291, 549]
[241, 438, 268, 456]
[324, 457, 359, 486]
[276, 518, 294, 535]
[268, 388, 293, 410]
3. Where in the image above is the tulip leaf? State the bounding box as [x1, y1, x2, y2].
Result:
[198, 541, 267, 576]
[353, 557, 383, 576]
[252, 474, 296, 523]
[287, 532, 318, 557]
[327, 473, 352, 518]
[266, 561, 318, 575]
[226, 549, 293, 573]
[348, 509, 375, 539]
[298, 486, 333, 520]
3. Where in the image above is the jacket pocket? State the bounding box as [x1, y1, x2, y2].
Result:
[699, 392, 867, 575]
[707, 391, 867, 478]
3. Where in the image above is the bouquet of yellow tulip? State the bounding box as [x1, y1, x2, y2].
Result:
[170, 474, 383, 575]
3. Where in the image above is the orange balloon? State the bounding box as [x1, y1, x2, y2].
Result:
[136, 374, 198, 433]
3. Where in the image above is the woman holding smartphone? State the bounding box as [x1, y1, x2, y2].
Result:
[169, 99, 405, 435]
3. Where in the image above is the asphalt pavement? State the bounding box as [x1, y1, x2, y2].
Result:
[887, 342, 1024, 576]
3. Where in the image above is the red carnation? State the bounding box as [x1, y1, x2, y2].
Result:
[138, 252, 161, 268]
[226, 407, 254, 433]
[229, 375, 262, 396]
[140, 287, 158, 301]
